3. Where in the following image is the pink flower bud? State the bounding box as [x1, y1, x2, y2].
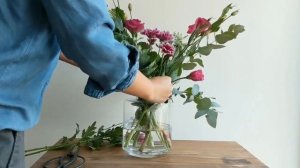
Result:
[160, 43, 175, 56]
[124, 19, 144, 33]
[187, 70, 204, 81]
[187, 17, 211, 34]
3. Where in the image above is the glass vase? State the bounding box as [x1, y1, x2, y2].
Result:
[122, 98, 172, 158]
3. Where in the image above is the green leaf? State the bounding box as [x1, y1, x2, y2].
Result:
[195, 110, 207, 119]
[198, 44, 225, 56]
[185, 87, 193, 96]
[182, 63, 197, 70]
[138, 42, 150, 50]
[210, 44, 225, 49]
[191, 58, 204, 67]
[168, 56, 185, 74]
[177, 67, 183, 76]
[228, 24, 235, 32]
[206, 110, 218, 128]
[148, 51, 160, 60]
[215, 31, 237, 44]
[211, 19, 224, 32]
[183, 95, 194, 104]
[192, 84, 200, 96]
[228, 24, 245, 34]
[233, 25, 245, 33]
[114, 18, 124, 31]
[81, 122, 97, 141]
[110, 7, 126, 21]
[97, 125, 104, 134]
[139, 52, 151, 68]
[198, 45, 212, 56]
[139, 51, 159, 74]
[195, 97, 212, 110]
[187, 45, 198, 56]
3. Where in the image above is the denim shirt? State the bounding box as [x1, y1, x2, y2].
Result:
[0, 0, 139, 131]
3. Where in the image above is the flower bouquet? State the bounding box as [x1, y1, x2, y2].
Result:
[110, 0, 244, 157]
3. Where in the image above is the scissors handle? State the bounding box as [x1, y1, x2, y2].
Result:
[43, 146, 85, 168]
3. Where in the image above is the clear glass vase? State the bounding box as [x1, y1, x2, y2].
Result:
[122, 98, 172, 158]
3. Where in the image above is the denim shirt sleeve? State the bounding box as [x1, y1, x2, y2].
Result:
[41, 0, 139, 98]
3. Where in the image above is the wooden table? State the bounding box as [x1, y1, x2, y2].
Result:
[31, 141, 268, 168]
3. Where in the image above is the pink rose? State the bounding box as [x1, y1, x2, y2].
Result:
[187, 70, 204, 81]
[160, 43, 175, 56]
[187, 17, 211, 34]
[141, 28, 160, 39]
[158, 31, 173, 42]
[124, 19, 144, 33]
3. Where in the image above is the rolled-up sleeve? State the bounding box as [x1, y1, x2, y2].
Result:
[42, 0, 139, 98]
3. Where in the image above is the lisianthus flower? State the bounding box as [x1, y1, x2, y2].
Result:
[124, 19, 144, 33]
[158, 31, 173, 42]
[160, 43, 175, 56]
[141, 28, 160, 39]
[187, 70, 204, 81]
[187, 17, 211, 34]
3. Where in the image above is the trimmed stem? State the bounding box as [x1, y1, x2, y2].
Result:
[25, 144, 71, 156]
[139, 131, 151, 152]
[172, 76, 187, 83]
[123, 108, 149, 147]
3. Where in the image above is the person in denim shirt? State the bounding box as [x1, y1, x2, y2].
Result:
[0, 0, 172, 167]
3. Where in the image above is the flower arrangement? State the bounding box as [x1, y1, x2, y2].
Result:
[25, 1, 244, 158]
[110, 0, 244, 156]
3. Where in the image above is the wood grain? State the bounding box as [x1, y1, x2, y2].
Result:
[31, 140, 268, 168]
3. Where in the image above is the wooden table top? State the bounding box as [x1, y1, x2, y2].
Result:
[31, 140, 268, 168]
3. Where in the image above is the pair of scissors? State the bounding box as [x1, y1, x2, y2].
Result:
[43, 145, 85, 168]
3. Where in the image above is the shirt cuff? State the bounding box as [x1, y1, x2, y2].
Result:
[84, 45, 139, 98]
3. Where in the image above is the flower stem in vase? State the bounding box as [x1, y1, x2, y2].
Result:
[139, 131, 151, 152]
[123, 100, 172, 157]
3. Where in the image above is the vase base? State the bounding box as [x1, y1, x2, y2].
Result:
[123, 147, 170, 158]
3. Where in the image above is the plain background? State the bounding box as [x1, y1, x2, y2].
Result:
[25, 0, 300, 167]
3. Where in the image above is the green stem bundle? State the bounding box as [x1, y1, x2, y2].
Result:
[123, 103, 171, 153]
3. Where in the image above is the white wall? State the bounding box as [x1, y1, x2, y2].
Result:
[25, 0, 300, 167]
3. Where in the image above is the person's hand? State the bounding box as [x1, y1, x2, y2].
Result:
[146, 76, 172, 103]
[123, 71, 172, 103]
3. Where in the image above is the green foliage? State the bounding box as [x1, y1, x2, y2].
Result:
[25, 122, 123, 156]
[206, 110, 218, 128]
[215, 24, 244, 44]
[195, 97, 212, 110]
[195, 110, 207, 119]
[110, 7, 126, 23]
[182, 63, 197, 70]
